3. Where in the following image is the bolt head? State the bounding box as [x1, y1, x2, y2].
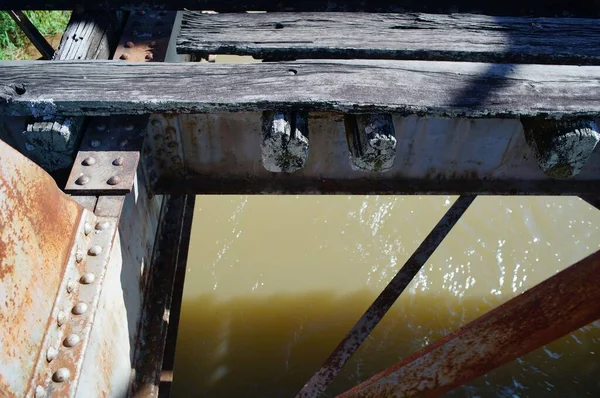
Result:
[145, 53, 154, 60]
[90, 139, 102, 148]
[76, 250, 84, 263]
[125, 41, 135, 48]
[125, 124, 135, 131]
[35, 386, 46, 398]
[120, 53, 130, 60]
[80, 273, 96, 284]
[52, 368, 71, 383]
[82, 157, 96, 166]
[66, 278, 76, 294]
[107, 176, 122, 186]
[112, 157, 125, 166]
[95, 221, 110, 231]
[64, 333, 81, 347]
[84, 222, 93, 235]
[46, 347, 58, 362]
[88, 245, 102, 256]
[75, 175, 90, 186]
[72, 302, 88, 315]
[57, 311, 67, 327]
[96, 124, 106, 132]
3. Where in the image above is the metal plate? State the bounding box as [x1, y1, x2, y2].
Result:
[0, 139, 83, 397]
[65, 116, 147, 195]
[113, 11, 178, 62]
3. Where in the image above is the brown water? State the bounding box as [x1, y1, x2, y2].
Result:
[172, 195, 600, 397]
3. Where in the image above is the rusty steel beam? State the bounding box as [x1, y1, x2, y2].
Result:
[337, 248, 600, 398]
[296, 195, 475, 398]
[129, 194, 195, 397]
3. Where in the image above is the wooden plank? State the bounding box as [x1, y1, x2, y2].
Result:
[178, 12, 600, 64]
[0, 0, 597, 16]
[54, 11, 125, 61]
[2, 60, 600, 118]
[158, 113, 600, 195]
[21, 10, 125, 172]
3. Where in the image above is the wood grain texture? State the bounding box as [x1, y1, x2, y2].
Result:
[0, 0, 598, 16]
[2, 60, 600, 118]
[177, 12, 600, 64]
[54, 11, 125, 61]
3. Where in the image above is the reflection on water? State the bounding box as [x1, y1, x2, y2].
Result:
[172, 196, 600, 397]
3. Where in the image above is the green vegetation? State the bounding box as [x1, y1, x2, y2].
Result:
[0, 11, 71, 60]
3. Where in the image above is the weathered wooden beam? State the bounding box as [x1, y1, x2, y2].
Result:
[2, 60, 600, 118]
[344, 114, 396, 172]
[337, 247, 600, 398]
[22, 10, 125, 172]
[178, 12, 600, 64]
[261, 111, 309, 173]
[0, 0, 597, 16]
[522, 118, 600, 179]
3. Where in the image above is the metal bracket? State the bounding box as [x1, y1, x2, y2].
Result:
[65, 116, 148, 195]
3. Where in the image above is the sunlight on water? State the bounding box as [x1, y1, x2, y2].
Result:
[172, 196, 600, 397]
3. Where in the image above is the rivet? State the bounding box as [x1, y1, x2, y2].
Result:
[125, 41, 134, 48]
[75, 175, 90, 186]
[120, 53, 130, 60]
[96, 124, 106, 132]
[72, 302, 88, 315]
[112, 157, 125, 166]
[66, 278, 76, 294]
[35, 385, 46, 398]
[84, 222, 93, 235]
[80, 273, 96, 284]
[76, 250, 84, 263]
[125, 124, 134, 131]
[88, 245, 102, 256]
[107, 176, 121, 185]
[119, 140, 129, 148]
[64, 333, 80, 347]
[46, 346, 58, 362]
[145, 53, 153, 60]
[287, 69, 298, 76]
[57, 311, 66, 327]
[90, 139, 102, 148]
[150, 40, 157, 47]
[82, 157, 96, 166]
[95, 221, 110, 231]
[151, 119, 161, 127]
[52, 368, 70, 383]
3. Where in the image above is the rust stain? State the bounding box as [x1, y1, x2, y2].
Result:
[0, 140, 82, 396]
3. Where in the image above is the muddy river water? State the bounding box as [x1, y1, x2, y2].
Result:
[171, 195, 600, 397]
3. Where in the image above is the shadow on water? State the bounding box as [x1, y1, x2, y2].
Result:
[171, 290, 600, 397]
